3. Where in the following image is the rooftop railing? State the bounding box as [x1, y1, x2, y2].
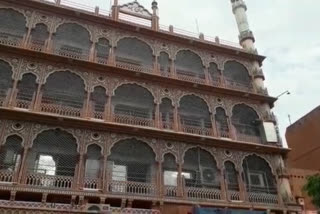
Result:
[31, 0, 243, 50]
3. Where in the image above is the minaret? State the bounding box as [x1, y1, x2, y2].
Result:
[151, 0, 159, 31]
[230, 0, 268, 110]
[230, 0, 255, 52]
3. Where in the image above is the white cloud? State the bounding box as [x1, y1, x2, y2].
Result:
[75, 0, 320, 144]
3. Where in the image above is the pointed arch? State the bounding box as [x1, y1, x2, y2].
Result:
[158, 51, 171, 77]
[242, 154, 277, 197]
[223, 60, 252, 91]
[0, 8, 27, 46]
[231, 104, 262, 144]
[107, 138, 156, 185]
[53, 23, 92, 60]
[29, 23, 49, 51]
[41, 71, 86, 117]
[116, 37, 154, 71]
[160, 98, 174, 130]
[224, 160, 239, 192]
[183, 147, 220, 189]
[95, 37, 111, 65]
[215, 107, 230, 138]
[112, 83, 155, 127]
[26, 128, 79, 186]
[15, 73, 38, 109]
[175, 50, 205, 82]
[90, 86, 108, 120]
[0, 59, 14, 106]
[179, 95, 212, 136]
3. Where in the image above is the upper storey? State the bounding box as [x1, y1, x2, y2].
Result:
[0, 0, 271, 100]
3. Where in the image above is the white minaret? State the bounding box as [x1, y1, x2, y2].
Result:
[231, 0, 268, 110]
[230, 0, 255, 52]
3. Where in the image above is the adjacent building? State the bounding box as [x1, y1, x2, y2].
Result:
[286, 105, 320, 214]
[0, 0, 300, 213]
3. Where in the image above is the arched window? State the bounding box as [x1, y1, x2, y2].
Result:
[0, 60, 13, 106]
[158, 52, 170, 77]
[90, 86, 107, 120]
[224, 61, 252, 91]
[163, 153, 178, 197]
[175, 50, 205, 83]
[15, 73, 37, 109]
[26, 129, 78, 188]
[0, 135, 23, 182]
[95, 38, 110, 64]
[107, 139, 156, 194]
[112, 84, 155, 127]
[0, 8, 27, 46]
[41, 71, 86, 117]
[208, 62, 221, 86]
[224, 161, 239, 191]
[183, 147, 220, 199]
[160, 98, 174, 130]
[215, 107, 230, 138]
[231, 104, 262, 144]
[179, 95, 212, 136]
[53, 23, 91, 60]
[29, 23, 49, 51]
[84, 144, 102, 189]
[242, 155, 277, 199]
[116, 38, 154, 72]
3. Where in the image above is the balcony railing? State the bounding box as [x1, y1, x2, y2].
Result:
[0, 88, 9, 107]
[108, 180, 156, 196]
[14, 88, 36, 109]
[176, 69, 206, 84]
[224, 78, 254, 93]
[0, 169, 14, 183]
[25, 172, 74, 189]
[233, 123, 263, 144]
[116, 57, 154, 73]
[184, 186, 222, 201]
[83, 177, 100, 190]
[0, 31, 24, 47]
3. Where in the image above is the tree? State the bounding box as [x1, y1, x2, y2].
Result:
[303, 174, 320, 208]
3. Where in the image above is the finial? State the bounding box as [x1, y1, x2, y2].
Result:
[152, 0, 158, 10]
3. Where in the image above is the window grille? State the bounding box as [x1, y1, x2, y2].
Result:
[116, 38, 154, 72]
[0, 60, 13, 106]
[95, 38, 110, 65]
[107, 139, 156, 196]
[29, 24, 49, 52]
[179, 95, 212, 135]
[41, 71, 85, 117]
[0, 9, 26, 47]
[16, 73, 37, 109]
[160, 98, 174, 130]
[25, 129, 78, 189]
[90, 86, 107, 119]
[175, 50, 205, 82]
[163, 153, 178, 197]
[0, 135, 23, 182]
[53, 23, 91, 60]
[112, 84, 155, 127]
[232, 104, 262, 144]
[215, 107, 230, 138]
[158, 52, 170, 77]
[224, 61, 252, 91]
[242, 155, 277, 195]
[183, 147, 221, 200]
[208, 63, 221, 86]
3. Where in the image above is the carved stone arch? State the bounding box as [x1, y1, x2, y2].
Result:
[108, 136, 159, 162]
[52, 20, 93, 42]
[94, 26, 113, 44]
[159, 88, 178, 107]
[17, 71, 40, 85]
[161, 152, 178, 164]
[0, 6, 31, 28]
[222, 59, 253, 76]
[177, 93, 212, 113]
[181, 145, 218, 167]
[94, 35, 112, 45]
[30, 11, 54, 29]
[222, 159, 240, 172]
[173, 48, 204, 66]
[90, 84, 108, 96]
[0, 57, 16, 80]
[230, 102, 262, 119]
[112, 82, 157, 104]
[43, 69, 89, 92]
[114, 35, 155, 56]
[240, 153, 276, 175]
[2, 133, 24, 148]
[85, 143, 104, 156]
[212, 105, 229, 117]
[30, 126, 80, 153]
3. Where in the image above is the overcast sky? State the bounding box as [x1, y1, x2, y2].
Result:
[75, 0, 320, 144]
